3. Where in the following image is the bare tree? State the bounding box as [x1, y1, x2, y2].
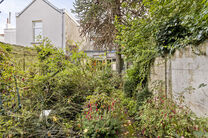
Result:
[0, 0, 4, 13]
[72, 0, 144, 74]
[0, 0, 4, 4]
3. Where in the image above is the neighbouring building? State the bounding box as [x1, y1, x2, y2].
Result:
[84, 50, 118, 70]
[0, 34, 4, 42]
[15, 0, 90, 51]
[4, 12, 16, 44]
[1, 0, 119, 71]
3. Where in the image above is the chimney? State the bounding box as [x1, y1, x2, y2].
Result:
[9, 12, 11, 24]
[5, 12, 12, 29]
[6, 18, 8, 29]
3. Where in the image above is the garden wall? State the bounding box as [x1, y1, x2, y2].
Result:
[150, 40, 208, 116]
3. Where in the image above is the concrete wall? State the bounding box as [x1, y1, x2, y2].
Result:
[4, 28, 16, 44]
[149, 41, 208, 116]
[16, 0, 63, 48]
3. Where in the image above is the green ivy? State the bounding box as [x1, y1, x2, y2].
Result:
[116, 0, 208, 97]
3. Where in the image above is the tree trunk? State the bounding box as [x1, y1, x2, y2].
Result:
[115, 0, 122, 75]
[116, 45, 122, 74]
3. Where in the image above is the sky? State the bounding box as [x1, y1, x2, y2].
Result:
[0, 0, 75, 34]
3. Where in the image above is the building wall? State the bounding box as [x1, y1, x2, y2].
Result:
[149, 41, 208, 116]
[4, 28, 16, 44]
[64, 12, 92, 51]
[16, 0, 63, 48]
[0, 35, 4, 42]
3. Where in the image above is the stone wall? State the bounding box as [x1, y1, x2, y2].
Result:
[149, 40, 208, 116]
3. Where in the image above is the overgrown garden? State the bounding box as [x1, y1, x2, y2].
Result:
[1, 0, 208, 137]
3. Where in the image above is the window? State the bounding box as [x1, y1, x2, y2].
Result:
[33, 21, 43, 42]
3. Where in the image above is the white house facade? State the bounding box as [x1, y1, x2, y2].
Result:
[4, 26, 16, 45]
[15, 0, 90, 50]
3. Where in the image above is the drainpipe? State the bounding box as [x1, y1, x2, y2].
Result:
[61, 9, 65, 52]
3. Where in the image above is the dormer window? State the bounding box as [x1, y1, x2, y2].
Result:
[33, 21, 43, 42]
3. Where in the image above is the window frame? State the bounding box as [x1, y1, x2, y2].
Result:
[32, 20, 43, 43]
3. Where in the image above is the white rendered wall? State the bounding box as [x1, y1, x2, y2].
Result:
[4, 28, 16, 44]
[0, 36, 4, 42]
[64, 12, 92, 51]
[16, 0, 63, 48]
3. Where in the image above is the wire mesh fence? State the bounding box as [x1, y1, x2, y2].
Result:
[10, 44, 38, 71]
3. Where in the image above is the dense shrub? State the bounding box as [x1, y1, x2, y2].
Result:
[0, 44, 24, 137]
[136, 87, 152, 107]
[123, 78, 137, 98]
[121, 96, 137, 117]
[0, 44, 15, 113]
[79, 93, 122, 138]
[120, 87, 151, 117]
[0, 38, 123, 137]
[138, 94, 208, 137]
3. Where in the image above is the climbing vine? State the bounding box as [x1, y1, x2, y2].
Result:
[116, 0, 208, 97]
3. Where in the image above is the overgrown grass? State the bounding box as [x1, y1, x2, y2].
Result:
[0, 42, 38, 71]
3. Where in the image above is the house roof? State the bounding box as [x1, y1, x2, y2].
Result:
[16, 0, 79, 26]
[16, 0, 62, 17]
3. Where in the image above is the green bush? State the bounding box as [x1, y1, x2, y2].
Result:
[123, 60, 154, 99]
[79, 93, 122, 138]
[123, 78, 137, 97]
[119, 89, 137, 117]
[138, 94, 208, 137]
[0, 43, 22, 114]
[136, 87, 152, 107]
[0, 38, 122, 137]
